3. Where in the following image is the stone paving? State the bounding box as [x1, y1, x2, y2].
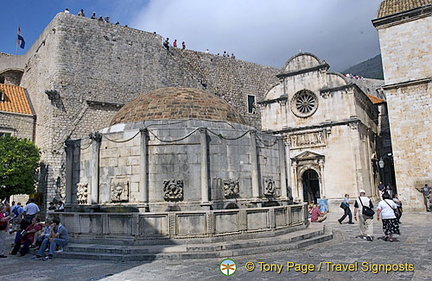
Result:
[1, 211, 431, 281]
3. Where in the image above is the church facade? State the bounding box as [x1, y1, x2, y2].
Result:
[260, 53, 382, 207]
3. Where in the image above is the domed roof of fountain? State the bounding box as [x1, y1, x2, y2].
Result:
[110, 87, 246, 125]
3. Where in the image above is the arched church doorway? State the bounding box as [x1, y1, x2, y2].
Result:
[302, 169, 320, 204]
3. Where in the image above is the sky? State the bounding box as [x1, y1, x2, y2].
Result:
[0, 0, 383, 72]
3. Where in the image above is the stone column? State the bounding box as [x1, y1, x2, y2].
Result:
[250, 131, 260, 199]
[278, 136, 288, 201]
[319, 159, 326, 198]
[285, 136, 292, 200]
[89, 132, 102, 204]
[64, 140, 75, 206]
[199, 128, 211, 209]
[292, 162, 299, 201]
[140, 128, 149, 210]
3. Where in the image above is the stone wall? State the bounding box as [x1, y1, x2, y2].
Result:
[376, 15, 432, 84]
[382, 81, 432, 210]
[58, 204, 307, 243]
[375, 7, 432, 210]
[0, 112, 34, 140]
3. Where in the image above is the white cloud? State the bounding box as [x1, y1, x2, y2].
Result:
[130, 0, 382, 71]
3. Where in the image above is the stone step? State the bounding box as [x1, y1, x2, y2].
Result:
[55, 224, 332, 261]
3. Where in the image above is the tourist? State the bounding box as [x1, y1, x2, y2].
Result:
[34, 217, 69, 261]
[416, 184, 431, 212]
[386, 184, 393, 198]
[32, 219, 52, 250]
[105, 16, 110, 23]
[77, 9, 85, 17]
[163, 38, 170, 50]
[310, 204, 327, 222]
[223, 51, 227, 57]
[182, 41, 186, 50]
[23, 199, 40, 228]
[64, 8, 70, 14]
[205, 49, 209, 54]
[91, 12, 97, 19]
[354, 189, 374, 241]
[10, 217, 42, 256]
[97, 16, 104, 22]
[377, 192, 400, 242]
[57, 201, 65, 212]
[173, 39, 177, 48]
[377, 181, 385, 200]
[0, 205, 12, 258]
[10, 202, 24, 232]
[48, 202, 56, 211]
[392, 193, 403, 223]
[338, 194, 354, 224]
[231, 53, 235, 59]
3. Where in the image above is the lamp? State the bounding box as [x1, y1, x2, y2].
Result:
[378, 157, 384, 169]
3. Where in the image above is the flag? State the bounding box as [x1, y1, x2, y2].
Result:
[17, 27, 25, 49]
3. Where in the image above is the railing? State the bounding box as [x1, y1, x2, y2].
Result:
[58, 204, 307, 243]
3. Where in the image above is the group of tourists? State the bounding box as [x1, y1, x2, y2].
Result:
[0, 199, 69, 260]
[333, 181, 431, 243]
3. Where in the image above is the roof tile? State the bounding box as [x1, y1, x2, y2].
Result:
[377, 0, 432, 18]
[0, 84, 33, 115]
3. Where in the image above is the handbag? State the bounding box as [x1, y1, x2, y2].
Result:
[0, 223, 7, 230]
[384, 199, 400, 218]
[359, 197, 375, 217]
[340, 202, 348, 210]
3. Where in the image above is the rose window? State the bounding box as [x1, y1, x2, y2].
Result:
[291, 90, 318, 118]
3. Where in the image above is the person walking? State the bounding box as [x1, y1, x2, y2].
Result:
[377, 192, 400, 242]
[338, 194, 354, 224]
[354, 189, 374, 241]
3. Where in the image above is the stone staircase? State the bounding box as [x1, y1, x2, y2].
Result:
[56, 224, 332, 261]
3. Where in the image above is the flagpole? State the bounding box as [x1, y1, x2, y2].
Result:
[16, 25, 18, 55]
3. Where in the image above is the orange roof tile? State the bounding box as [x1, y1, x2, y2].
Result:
[0, 84, 33, 115]
[367, 94, 386, 104]
[377, 0, 432, 18]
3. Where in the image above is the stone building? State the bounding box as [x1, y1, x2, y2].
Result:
[373, 0, 432, 211]
[260, 53, 382, 207]
[0, 83, 35, 140]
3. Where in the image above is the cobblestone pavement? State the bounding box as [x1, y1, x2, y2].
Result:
[1, 212, 431, 281]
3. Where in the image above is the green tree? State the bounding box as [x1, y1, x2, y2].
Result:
[0, 136, 40, 200]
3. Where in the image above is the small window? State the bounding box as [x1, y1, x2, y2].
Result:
[0, 90, 4, 102]
[0, 132, 12, 137]
[247, 95, 256, 114]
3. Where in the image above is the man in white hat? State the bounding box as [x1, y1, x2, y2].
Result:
[353, 189, 374, 241]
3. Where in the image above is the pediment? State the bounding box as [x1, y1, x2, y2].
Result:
[292, 151, 324, 161]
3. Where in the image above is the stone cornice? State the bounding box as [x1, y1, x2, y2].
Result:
[382, 77, 432, 90]
[276, 63, 330, 79]
[257, 95, 288, 105]
[372, 4, 432, 29]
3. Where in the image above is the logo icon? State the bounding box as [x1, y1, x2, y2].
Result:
[220, 258, 237, 276]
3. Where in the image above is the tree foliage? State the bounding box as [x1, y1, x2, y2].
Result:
[0, 136, 40, 200]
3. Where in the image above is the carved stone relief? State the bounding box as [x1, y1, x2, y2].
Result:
[163, 180, 184, 202]
[110, 179, 130, 202]
[288, 129, 329, 149]
[263, 178, 276, 196]
[223, 179, 240, 199]
[76, 183, 88, 204]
